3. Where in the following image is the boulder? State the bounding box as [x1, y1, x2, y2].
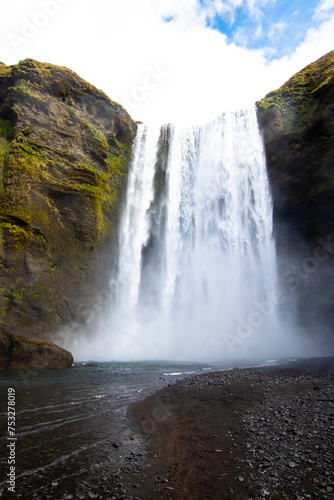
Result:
[0, 327, 73, 370]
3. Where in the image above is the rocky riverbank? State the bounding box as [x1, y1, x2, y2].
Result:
[130, 357, 334, 500]
[1, 357, 333, 499]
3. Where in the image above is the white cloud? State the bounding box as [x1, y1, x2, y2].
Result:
[0, 0, 333, 124]
[157, 0, 270, 27]
[268, 21, 288, 41]
[201, 0, 269, 24]
[267, 11, 334, 87]
[233, 26, 249, 44]
[314, 0, 334, 20]
[255, 23, 263, 38]
[245, 0, 270, 20]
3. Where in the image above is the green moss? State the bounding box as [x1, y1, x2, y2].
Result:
[33, 207, 52, 228]
[14, 141, 43, 157]
[0, 293, 10, 319]
[0, 196, 32, 225]
[16, 58, 106, 100]
[9, 81, 47, 102]
[0, 278, 25, 320]
[11, 278, 25, 300]
[87, 122, 109, 152]
[25, 280, 60, 311]
[0, 119, 15, 140]
[0, 120, 14, 190]
[69, 146, 132, 248]
[17, 337, 52, 346]
[0, 222, 33, 251]
[77, 162, 103, 177]
[257, 51, 334, 139]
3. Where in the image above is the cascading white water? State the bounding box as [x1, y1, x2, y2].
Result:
[116, 124, 162, 310]
[61, 105, 305, 363]
[96, 106, 285, 361]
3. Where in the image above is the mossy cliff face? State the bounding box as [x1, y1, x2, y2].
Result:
[0, 59, 137, 339]
[256, 50, 334, 244]
[256, 51, 334, 332]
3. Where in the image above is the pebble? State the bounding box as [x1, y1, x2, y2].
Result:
[242, 366, 334, 500]
[260, 488, 271, 497]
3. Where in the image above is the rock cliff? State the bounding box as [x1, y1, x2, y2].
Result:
[257, 51, 334, 334]
[0, 59, 137, 340]
[256, 50, 334, 246]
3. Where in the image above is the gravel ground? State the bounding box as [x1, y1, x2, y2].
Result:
[130, 357, 334, 500]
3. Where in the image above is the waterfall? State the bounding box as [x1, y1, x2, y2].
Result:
[100, 107, 284, 361]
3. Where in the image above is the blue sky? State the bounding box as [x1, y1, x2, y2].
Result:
[161, 0, 333, 58]
[207, 0, 326, 57]
[1, 0, 334, 123]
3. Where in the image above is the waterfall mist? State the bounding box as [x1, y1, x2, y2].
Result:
[72, 108, 314, 362]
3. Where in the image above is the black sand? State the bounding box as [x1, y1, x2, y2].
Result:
[129, 357, 334, 500]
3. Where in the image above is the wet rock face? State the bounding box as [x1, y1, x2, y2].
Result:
[256, 50, 334, 246]
[0, 59, 137, 339]
[256, 50, 334, 334]
[0, 328, 73, 370]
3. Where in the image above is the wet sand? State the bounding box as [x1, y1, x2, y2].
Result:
[130, 357, 334, 500]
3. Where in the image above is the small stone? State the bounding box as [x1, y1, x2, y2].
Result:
[238, 475, 245, 482]
[289, 461, 297, 468]
[215, 449, 223, 453]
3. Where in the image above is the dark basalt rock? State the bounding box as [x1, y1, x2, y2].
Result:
[0, 327, 73, 370]
[256, 50, 334, 335]
[256, 50, 334, 246]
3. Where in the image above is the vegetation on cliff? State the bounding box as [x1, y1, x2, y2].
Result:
[256, 50, 334, 242]
[0, 59, 137, 339]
